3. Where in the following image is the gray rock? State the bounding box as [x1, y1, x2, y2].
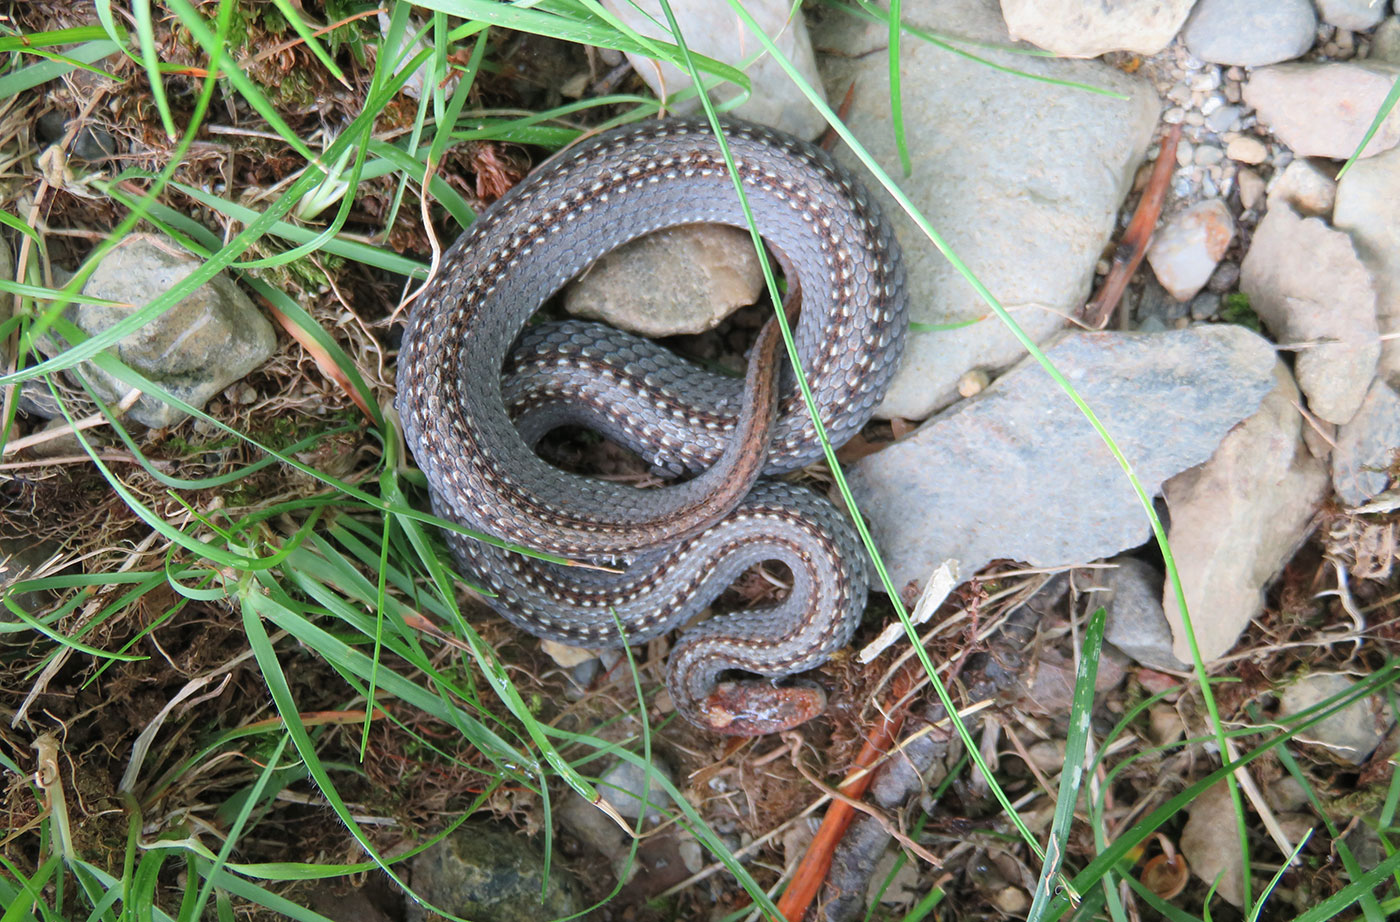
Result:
[406, 823, 580, 922]
[1280, 672, 1393, 765]
[999, 0, 1194, 57]
[1160, 363, 1330, 663]
[564, 225, 762, 336]
[1267, 159, 1337, 218]
[1373, 16, 1400, 64]
[1334, 378, 1400, 505]
[1240, 205, 1379, 424]
[1146, 199, 1235, 301]
[54, 237, 276, 429]
[1091, 557, 1189, 672]
[813, 0, 1158, 421]
[1334, 143, 1400, 388]
[846, 326, 1278, 592]
[0, 538, 57, 619]
[602, 0, 827, 140]
[1182, 0, 1317, 66]
[596, 757, 676, 823]
[558, 759, 698, 889]
[1180, 781, 1247, 906]
[1244, 62, 1400, 160]
[1190, 292, 1222, 321]
[1317, 0, 1389, 31]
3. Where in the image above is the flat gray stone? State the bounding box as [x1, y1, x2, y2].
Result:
[1244, 62, 1400, 160]
[564, 225, 762, 336]
[1334, 143, 1400, 388]
[1334, 378, 1400, 506]
[1000, 0, 1194, 57]
[847, 326, 1278, 593]
[61, 237, 276, 429]
[1090, 557, 1189, 672]
[1280, 672, 1392, 765]
[1161, 363, 1330, 663]
[1240, 205, 1379, 424]
[603, 0, 827, 140]
[813, 0, 1159, 420]
[1182, 0, 1317, 66]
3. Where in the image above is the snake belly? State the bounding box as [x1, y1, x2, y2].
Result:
[396, 118, 907, 735]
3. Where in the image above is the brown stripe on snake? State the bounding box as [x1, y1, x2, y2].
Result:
[396, 118, 907, 734]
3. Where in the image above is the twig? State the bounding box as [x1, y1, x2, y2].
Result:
[1082, 124, 1181, 330]
[775, 666, 917, 921]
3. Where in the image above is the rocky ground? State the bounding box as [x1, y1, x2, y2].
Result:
[2, 0, 1400, 920]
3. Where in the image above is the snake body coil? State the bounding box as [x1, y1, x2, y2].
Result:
[397, 118, 906, 734]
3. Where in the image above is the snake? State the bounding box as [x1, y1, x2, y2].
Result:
[396, 117, 907, 735]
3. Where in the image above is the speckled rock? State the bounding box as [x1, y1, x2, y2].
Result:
[602, 0, 827, 140]
[814, 0, 1158, 420]
[1160, 364, 1330, 663]
[564, 225, 763, 336]
[1244, 62, 1400, 160]
[1333, 378, 1400, 506]
[57, 236, 276, 429]
[847, 326, 1278, 592]
[999, 0, 1194, 57]
[1181, 0, 1317, 66]
[1334, 143, 1400, 388]
[1241, 205, 1380, 424]
[407, 824, 580, 922]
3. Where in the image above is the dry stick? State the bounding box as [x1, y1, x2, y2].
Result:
[1082, 123, 1182, 330]
[775, 666, 917, 921]
[1, 387, 143, 456]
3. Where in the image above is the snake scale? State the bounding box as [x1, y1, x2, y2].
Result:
[396, 118, 907, 735]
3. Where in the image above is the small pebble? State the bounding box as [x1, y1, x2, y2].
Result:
[1195, 145, 1224, 166]
[1176, 140, 1195, 167]
[1185, 111, 1206, 126]
[1226, 136, 1268, 164]
[1205, 105, 1241, 133]
[1190, 69, 1221, 92]
[1163, 106, 1187, 125]
[1190, 291, 1222, 320]
[1167, 83, 1193, 105]
[1225, 66, 1245, 81]
[957, 368, 991, 398]
[1206, 260, 1240, 293]
[1223, 82, 1242, 103]
[1200, 95, 1225, 116]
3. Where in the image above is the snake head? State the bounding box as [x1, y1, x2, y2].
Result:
[698, 679, 828, 736]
